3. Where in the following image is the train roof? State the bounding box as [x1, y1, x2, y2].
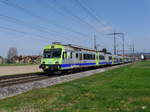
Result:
[52, 42, 97, 52]
[51, 42, 112, 54]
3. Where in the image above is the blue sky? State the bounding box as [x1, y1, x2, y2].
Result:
[0, 0, 150, 57]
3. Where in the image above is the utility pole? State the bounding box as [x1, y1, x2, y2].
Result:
[132, 44, 135, 58]
[113, 33, 117, 55]
[129, 44, 135, 57]
[129, 44, 133, 55]
[133, 44, 135, 55]
[121, 33, 125, 59]
[107, 32, 118, 55]
[94, 34, 97, 51]
[107, 32, 125, 58]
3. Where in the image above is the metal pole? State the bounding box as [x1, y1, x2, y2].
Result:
[133, 44, 134, 58]
[122, 33, 125, 59]
[94, 34, 97, 50]
[114, 32, 116, 55]
[107, 32, 125, 56]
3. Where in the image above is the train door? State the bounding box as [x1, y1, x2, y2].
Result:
[62, 50, 72, 64]
[96, 53, 99, 66]
[62, 51, 68, 64]
[75, 52, 80, 63]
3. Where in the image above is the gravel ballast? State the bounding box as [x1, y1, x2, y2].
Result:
[0, 64, 129, 99]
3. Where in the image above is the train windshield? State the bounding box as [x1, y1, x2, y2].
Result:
[43, 48, 62, 58]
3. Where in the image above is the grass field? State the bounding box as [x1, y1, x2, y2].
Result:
[0, 61, 150, 112]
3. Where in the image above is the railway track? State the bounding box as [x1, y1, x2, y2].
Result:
[0, 67, 95, 87]
[0, 68, 96, 87]
[0, 63, 131, 88]
[0, 73, 50, 87]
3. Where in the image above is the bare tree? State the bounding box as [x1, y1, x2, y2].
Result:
[7, 47, 18, 63]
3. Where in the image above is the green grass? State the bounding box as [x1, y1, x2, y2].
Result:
[0, 61, 150, 112]
[0, 63, 37, 67]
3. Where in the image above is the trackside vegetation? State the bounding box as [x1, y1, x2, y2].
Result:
[0, 61, 150, 112]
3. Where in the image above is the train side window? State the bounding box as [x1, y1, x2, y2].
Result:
[87, 54, 90, 60]
[89, 54, 92, 60]
[83, 54, 89, 60]
[76, 53, 78, 58]
[70, 52, 73, 59]
[93, 54, 95, 60]
[99, 55, 105, 60]
[109, 56, 112, 60]
[91, 54, 93, 60]
[83, 54, 86, 59]
[88, 54, 91, 60]
[87, 54, 89, 60]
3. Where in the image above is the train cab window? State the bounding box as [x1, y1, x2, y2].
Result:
[43, 48, 62, 58]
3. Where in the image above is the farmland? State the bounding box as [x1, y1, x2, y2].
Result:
[0, 65, 41, 76]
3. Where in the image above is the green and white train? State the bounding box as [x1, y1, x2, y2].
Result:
[39, 42, 133, 72]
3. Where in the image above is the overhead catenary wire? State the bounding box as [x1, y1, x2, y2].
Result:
[0, 14, 72, 38]
[74, 0, 114, 32]
[0, 14, 85, 44]
[0, 25, 85, 46]
[69, 0, 110, 46]
[0, 29, 49, 44]
[0, 0, 89, 38]
[43, 0, 101, 33]
[75, 0, 106, 26]
[0, 25, 59, 42]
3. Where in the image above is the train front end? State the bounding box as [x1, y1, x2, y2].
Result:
[39, 44, 63, 72]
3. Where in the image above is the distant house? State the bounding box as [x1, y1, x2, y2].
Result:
[11, 55, 42, 64]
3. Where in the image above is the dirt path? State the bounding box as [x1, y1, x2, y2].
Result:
[0, 65, 42, 76]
